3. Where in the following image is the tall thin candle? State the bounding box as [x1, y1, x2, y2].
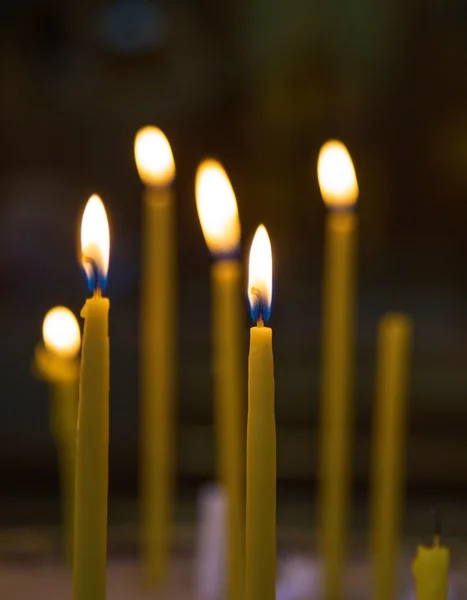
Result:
[196, 159, 245, 600]
[135, 126, 177, 586]
[317, 140, 359, 600]
[34, 306, 81, 563]
[371, 313, 413, 600]
[74, 195, 110, 600]
[245, 225, 276, 600]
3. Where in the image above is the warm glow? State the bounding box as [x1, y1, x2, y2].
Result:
[195, 159, 241, 256]
[81, 194, 110, 291]
[248, 225, 273, 323]
[317, 140, 359, 208]
[43, 306, 81, 358]
[134, 126, 175, 186]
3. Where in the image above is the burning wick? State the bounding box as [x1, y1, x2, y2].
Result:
[83, 256, 103, 296]
[80, 194, 110, 296]
[250, 286, 265, 326]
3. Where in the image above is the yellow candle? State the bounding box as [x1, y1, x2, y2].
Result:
[412, 537, 449, 600]
[196, 159, 245, 600]
[370, 313, 413, 600]
[245, 225, 276, 600]
[317, 140, 359, 600]
[34, 306, 81, 563]
[74, 194, 110, 600]
[134, 125, 177, 585]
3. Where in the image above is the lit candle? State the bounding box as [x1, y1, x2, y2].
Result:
[74, 194, 110, 600]
[34, 306, 81, 563]
[134, 126, 177, 585]
[196, 159, 245, 600]
[245, 224, 276, 600]
[370, 313, 413, 600]
[317, 140, 359, 600]
[412, 524, 450, 600]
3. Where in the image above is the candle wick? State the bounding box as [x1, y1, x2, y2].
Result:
[250, 286, 262, 303]
[84, 256, 103, 296]
[432, 507, 441, 547]
[251, 286, 266, 326]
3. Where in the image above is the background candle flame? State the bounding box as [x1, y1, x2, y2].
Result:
[317, 140, 359, 208]
[81, 194, 110, 292]
[248, 224, 272, 323]
[43, 306, 81, 358]
[195, 159, 241, 258]
[134, 125, 175, 186]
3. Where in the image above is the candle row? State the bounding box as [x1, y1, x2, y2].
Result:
[33, 128, 450, 600]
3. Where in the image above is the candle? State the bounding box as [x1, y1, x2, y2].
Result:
[316, 140, 359, 600]
[370, 313, 413, 600]
[245, 224, 276, 600]
[134, 126, 177, 585]
[412, 531, 450, 600]
[34, 306, 81, 563]
[74, 194, 110, 600]
[195, 159, 245, 600]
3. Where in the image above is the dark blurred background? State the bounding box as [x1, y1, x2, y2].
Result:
[1, 0, 467, 541]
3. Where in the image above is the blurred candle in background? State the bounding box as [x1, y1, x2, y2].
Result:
[194, 484, 228, 600]
[134, 126, 177, 586]
[74, 195, 110, 600]
[245, 225, 276, 600]
[371, 313, 413, 600]
[34, 305, 81, 563]
[195, 159, 245, 600]
[317, 140, 359, 600]
[412, 527, 450, 600]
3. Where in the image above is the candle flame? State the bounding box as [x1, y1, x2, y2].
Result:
[81, 194, 110, 292]
[195, 159, 241, 257]
[134, 126, 175, 186]
[317, 140, 359, 208]
[43, 306, 81, 358]
[248, 224, 272, 323]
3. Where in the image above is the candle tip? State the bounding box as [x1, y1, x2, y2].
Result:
[248, 225, 273, 323]
[195, 159, 241, 257]
[42, 306, 81, 358]
[250, 285, 267, 325]
[317, 140, 359, 209]
[83, 256, 105, 295]
[134, 125, 175, 186]
[81, 194, 110, 292]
